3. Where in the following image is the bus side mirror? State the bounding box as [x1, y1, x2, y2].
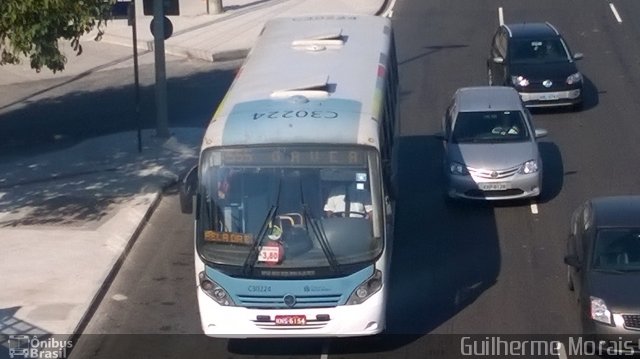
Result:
[179, 165, 198, 214]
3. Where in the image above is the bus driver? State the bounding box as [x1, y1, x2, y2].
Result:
[324, 182, 373, 218]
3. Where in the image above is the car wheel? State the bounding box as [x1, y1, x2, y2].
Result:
[487, 68, 493, 86]
[567, 265, 574, 291]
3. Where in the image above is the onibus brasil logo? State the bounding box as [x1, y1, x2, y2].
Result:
[8, 335, 72, 359]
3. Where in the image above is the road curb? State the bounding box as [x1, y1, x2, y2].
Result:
[67, 183, 171, 351]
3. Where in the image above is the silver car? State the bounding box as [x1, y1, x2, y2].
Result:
[437, 86, 548, 200]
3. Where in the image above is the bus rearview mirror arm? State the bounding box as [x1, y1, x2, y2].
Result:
[180, 165, 198, 214]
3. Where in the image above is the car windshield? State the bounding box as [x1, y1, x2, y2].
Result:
[451, 111, 529, 144]
[195, 146, 383, 273]
[510, 38, 570, 63]
[592, 228, 640, 271]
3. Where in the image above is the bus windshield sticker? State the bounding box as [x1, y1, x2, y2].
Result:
[356, 172, 367, 182]
[204, 230, 253, 245]
[267, 224, 283, 240]
[356, 183, 365, 190]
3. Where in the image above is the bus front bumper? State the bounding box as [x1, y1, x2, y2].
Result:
[197, 288, 386, 338]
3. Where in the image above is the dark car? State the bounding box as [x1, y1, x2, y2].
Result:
[565, 196, 640, 355]
[487, 22, 584, 109]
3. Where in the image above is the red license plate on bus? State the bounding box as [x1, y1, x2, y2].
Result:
[274, 315, 306, 326]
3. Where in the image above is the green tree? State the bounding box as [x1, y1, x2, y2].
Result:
[0, 0, 115, 73]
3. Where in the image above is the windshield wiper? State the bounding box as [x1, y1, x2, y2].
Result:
[299, 182, 340, 273]
[303, 205, 340, 273]
[242, 179, 282, 275]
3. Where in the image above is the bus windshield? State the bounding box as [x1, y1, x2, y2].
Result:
[197, 146, 384, 272]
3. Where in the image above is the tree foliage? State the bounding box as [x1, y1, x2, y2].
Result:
[0, 0, 115, 73]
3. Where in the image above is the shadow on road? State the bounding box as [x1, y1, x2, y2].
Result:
[385, 135, 501, 336]
[0, 61, 237, 157]
[538, 141, 564, 204]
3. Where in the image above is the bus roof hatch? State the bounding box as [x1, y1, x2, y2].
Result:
[271, 75, 330, 99]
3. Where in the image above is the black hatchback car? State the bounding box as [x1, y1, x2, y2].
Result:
[565, 196, 640, 355]
[487, 22, 584, 109]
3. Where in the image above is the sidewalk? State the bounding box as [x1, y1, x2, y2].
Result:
[97, 0, 391, 62]
[0, 0, 390, 351]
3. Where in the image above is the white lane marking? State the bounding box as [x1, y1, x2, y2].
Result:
[556, 342, 568, 359]
[530, 202, 539, 215]
[609, 3, 623, 23]
[498, 7, 504, 26]
[320, 340, 330, 359]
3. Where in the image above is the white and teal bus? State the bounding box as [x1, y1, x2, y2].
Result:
[180, 14, 398, 337]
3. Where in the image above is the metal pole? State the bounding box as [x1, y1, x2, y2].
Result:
[209, 0, 223, 14]
[206, 0, 210, 15]
[131, 1, 142, 152]
[153, 0, 170, 138]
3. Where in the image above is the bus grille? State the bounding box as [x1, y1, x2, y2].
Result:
[237, 294, 342, 309]
[252, 317, 330, 330]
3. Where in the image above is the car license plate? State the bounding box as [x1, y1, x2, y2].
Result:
[274, 315, 306, 326]
[479, 182, 510, 191]
[537, 93, 559, 101]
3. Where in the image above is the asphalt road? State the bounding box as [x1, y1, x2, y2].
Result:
[391, 0, 640, 336]
[22, 0, 640, 358]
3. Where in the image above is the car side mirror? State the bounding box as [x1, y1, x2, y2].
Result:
[573, 53, 584, 60]
[534, 128, 548, 139]
[179, 165, 198, 214]
[492, 57, 505, 64]
[564, 255, 581, 269]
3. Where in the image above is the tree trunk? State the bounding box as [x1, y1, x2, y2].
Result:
[209, 0, 224, 14]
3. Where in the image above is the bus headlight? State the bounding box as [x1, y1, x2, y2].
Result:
[347, 270, 383, 305]
[199, 271, 235, 306]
